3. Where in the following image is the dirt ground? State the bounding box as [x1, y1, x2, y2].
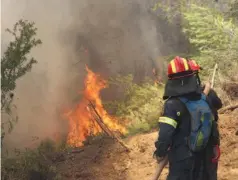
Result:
[55, 113, 238, 180]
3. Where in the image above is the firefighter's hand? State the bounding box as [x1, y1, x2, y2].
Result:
[153, 151, 165, 163]
[203, 81, 211, 95]
[155, 156, 165, 163]
[205, 81, 211, 89]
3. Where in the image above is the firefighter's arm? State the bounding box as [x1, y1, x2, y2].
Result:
[208, 89, 223, 110]
[154, 100, 179, 158]
[203, 81, 211, 96]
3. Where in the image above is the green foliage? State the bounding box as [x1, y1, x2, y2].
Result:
[152, 0, 191, 23]
[2, 139, 66, 180]
[182, 4, 237, 53]
[153, 1, 238, 79]
[181, 3, 238, 78]
[1, 19, 42, 138]
[105, 75, 164, 136]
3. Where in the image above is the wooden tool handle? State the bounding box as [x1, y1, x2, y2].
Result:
[152, 156, 168, 180]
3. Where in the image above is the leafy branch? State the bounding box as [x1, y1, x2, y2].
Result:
[1, 19, 42, 138]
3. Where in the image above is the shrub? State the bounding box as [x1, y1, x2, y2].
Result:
[105, 75, 164, 136]
[1, 138, 67, 180]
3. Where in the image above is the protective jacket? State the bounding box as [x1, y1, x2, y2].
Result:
[204, 88, 223, 121]
[155, 93, 203, 180]
[202, 88, 222, 180]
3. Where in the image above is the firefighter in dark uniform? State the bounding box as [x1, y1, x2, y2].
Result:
[154, 56, 203, 180]
[188, 60, 222, 180]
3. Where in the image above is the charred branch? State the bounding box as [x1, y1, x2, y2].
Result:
[87, 100, 130, 152]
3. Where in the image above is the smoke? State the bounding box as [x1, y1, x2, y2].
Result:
[1, 0, 74, 150]
[1, 0, 188, 150]
[66, 0, 162, 77]
[65, 0, 189, 78]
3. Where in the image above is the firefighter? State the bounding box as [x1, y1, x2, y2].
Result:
[154, 56, 205, 180]
[188, 59, 222, 180]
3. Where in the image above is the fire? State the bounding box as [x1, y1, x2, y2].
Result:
[65, 66, 127, 147]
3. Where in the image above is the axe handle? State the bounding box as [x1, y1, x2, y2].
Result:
[211, 63, 218, 89]
[152, 156, 169, 180]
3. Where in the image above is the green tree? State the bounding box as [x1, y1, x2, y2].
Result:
[152, 1, 238, 77]
[1, 19, 42, 138]
[182, 3, 238, 77]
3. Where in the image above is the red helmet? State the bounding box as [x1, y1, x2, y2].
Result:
[188, 59, 202, 72]
[167, 56, 193, 79]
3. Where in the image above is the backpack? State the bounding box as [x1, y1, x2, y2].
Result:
[178, 94, 214, 152]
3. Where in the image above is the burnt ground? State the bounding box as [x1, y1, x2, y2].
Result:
[54, 114, 238, 180]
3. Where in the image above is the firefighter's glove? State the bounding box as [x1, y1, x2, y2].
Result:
[212, 145, 220, 163]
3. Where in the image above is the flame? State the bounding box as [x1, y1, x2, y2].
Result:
[65, 66, 127, 147]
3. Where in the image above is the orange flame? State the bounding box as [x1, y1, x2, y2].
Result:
[65, 66, 126, 147]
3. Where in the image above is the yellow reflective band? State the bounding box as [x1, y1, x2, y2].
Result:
[182, 58, 189, 70]
[159, 117, 178, 128]
[192, 60, 197, 66]
[171, 60, 176, 73]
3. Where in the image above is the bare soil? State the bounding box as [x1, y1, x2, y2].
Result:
[222, 82, 238, 100]
[55, 114, 238, 180]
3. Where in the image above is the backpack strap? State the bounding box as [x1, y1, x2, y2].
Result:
[178, 94, 206, 104]
[200, 94, 215, 115]
[177, 96, 189, 104]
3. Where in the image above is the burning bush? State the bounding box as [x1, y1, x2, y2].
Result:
[64, 66, 127, 147]
[63, 67, 164, 147]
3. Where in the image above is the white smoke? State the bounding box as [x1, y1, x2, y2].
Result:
[1, 0, 187, 150]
